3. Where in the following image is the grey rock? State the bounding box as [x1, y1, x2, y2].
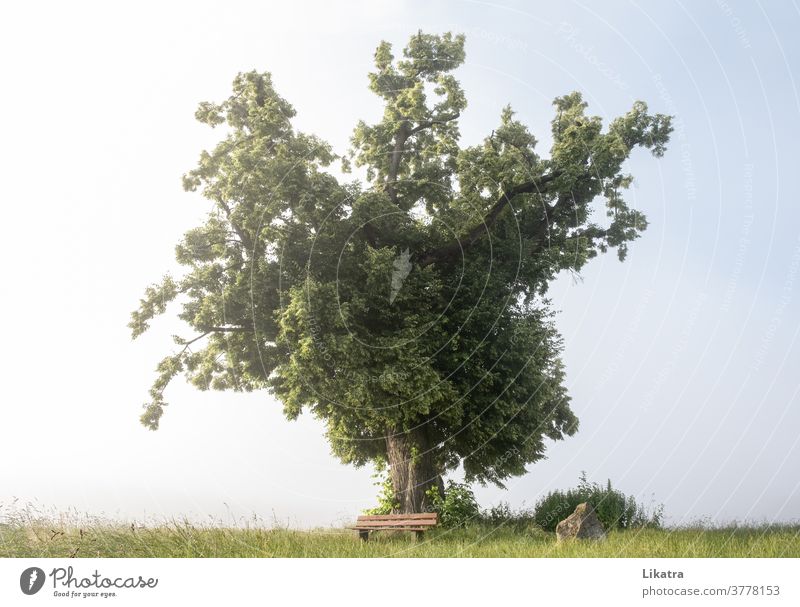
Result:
[556, 502, 606, 541]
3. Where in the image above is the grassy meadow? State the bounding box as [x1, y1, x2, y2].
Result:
[1, 516, 798, 558]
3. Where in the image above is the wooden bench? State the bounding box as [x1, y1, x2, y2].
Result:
[351, 513, 438, 541]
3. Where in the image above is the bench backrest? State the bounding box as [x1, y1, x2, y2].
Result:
[355, 513, 438, 528]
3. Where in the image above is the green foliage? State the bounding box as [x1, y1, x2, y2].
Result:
[130, 31, 671, 498]
[533, 473, 664, 532]
[363, 461, 399, 515]
[479, 501, 538, 532]
[425, 481, 480, 528]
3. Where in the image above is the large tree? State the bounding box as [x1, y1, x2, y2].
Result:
[130, 32, 671, 513]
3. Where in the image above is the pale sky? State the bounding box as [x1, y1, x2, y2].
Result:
[1, 0, 799, 527]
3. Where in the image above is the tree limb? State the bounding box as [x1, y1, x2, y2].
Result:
[217, 199, 253, 251]
[384, 112, 460, 204]
[416, 170, 563, 267]
[385, 123, 409, 204]
[177, 326, 254, 350]
[362, 223, 380, 247]
[407, 112, 460, 136]
[198, 326, 254, 334]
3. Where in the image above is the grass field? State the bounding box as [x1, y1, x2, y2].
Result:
[2, 520, 798, 558]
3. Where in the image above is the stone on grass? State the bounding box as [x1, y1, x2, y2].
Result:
[555, 502, 606, 541]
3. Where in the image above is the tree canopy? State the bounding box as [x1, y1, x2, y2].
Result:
[130, 31, 671, 512]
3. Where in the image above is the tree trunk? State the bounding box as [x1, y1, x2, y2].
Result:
[385, 425, 442, 514]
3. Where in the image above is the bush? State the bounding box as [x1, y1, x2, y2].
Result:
[533, 473, 663, 532]
[363, 461, 399, 515]
[366, 471, 662, 534]
[426, 481, 480, 528]
[479, 501, 538, 532]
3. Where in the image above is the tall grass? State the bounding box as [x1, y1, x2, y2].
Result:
[1, 502, 797, 558]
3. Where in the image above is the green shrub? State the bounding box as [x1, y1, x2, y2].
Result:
[533, 472, 663, 532]
[480, 501, 538, 531]
[366, 470, 662, 534]
[426, 481, 480, 528]
[363, 461, 399, 515]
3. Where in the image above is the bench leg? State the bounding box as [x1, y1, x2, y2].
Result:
[415, 530, 424, 542]
[359, 530, 369, 542]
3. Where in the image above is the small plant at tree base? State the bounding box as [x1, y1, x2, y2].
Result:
[425, 481, 480, 528]
[363, 460, 399, 515]
[533, 472, 664, 532]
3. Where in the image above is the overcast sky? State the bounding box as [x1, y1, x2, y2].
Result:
[1, 0, 798, 527]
